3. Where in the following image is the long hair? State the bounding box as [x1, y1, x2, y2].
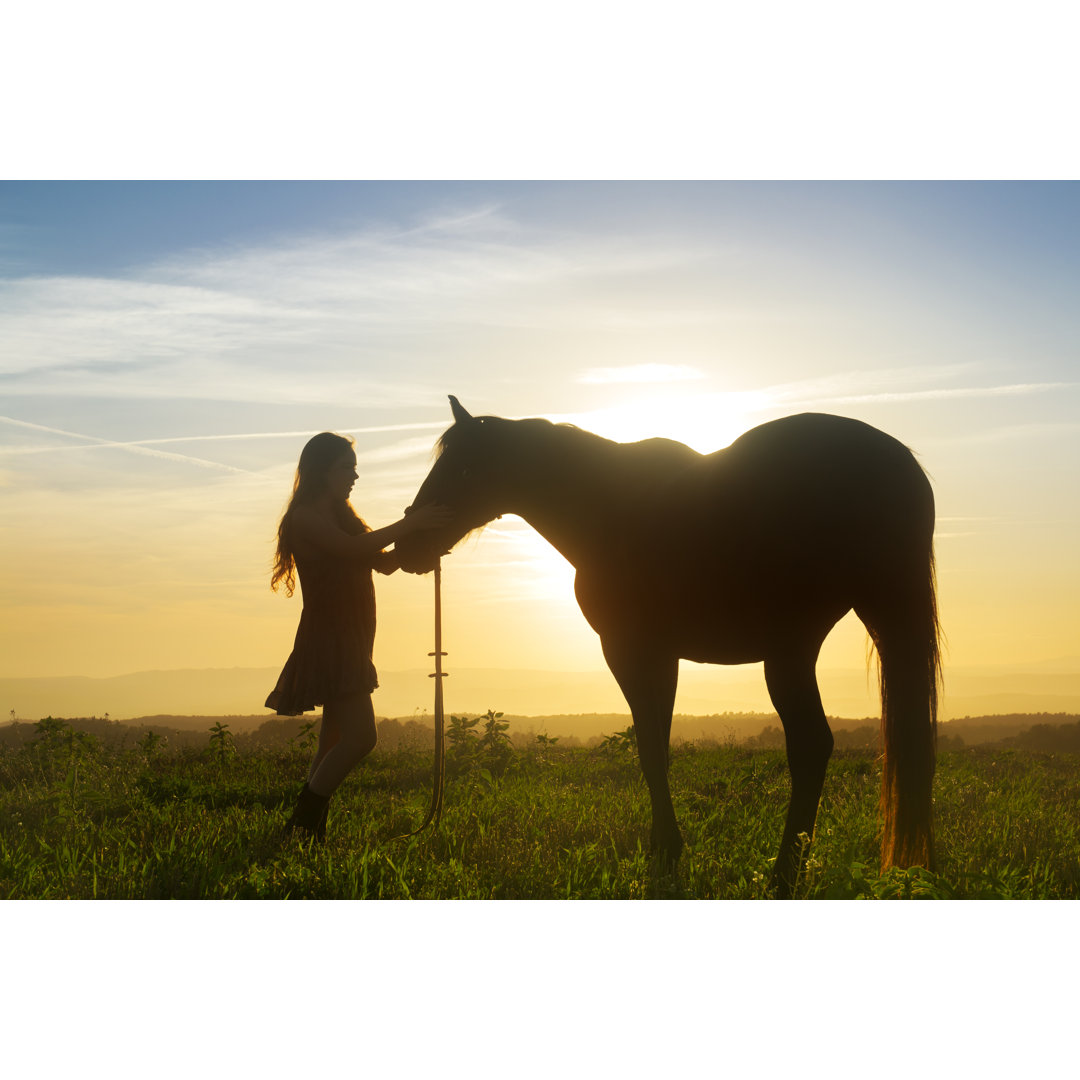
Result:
[271, 432, 369, 596]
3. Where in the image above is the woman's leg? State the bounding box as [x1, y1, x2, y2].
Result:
[307, 711, 341, 784]
[306, 692, 378, 798]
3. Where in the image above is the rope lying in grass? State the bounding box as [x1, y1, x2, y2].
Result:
[392, 558, 446, 839]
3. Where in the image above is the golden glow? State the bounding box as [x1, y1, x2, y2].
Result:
[4, 183, 1079, 721]
[561, 388, 775, 454]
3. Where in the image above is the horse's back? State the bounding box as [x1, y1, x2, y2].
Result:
[590, 413, 934, 659]
[711, 413, 932, 522]
[720, 412, 917, 471]
[618, 414, 920, 490]
[608, 413, 931, 552]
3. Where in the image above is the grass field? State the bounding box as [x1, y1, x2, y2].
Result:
[3, 716, 1079, 899]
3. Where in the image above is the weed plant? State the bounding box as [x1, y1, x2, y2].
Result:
[2, 716, 1079, 899]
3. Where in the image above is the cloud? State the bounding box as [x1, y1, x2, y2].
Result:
[781, 382, 1079, 408]
[0, 275, 273, 374]
[759, 367, 1079, 411]
[0, 214, 713, 417]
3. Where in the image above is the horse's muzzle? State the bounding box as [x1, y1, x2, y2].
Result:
[398, 555, 438, 575]
[396, 537, 443, 575]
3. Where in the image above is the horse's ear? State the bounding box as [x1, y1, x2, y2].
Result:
[448, 395, 473, 424]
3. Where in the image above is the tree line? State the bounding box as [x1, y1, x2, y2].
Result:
[5, 711, 1080, 755]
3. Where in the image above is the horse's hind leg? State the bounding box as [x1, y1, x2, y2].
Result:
[601, 641, 682, 869]
[764, 651, 834, 898]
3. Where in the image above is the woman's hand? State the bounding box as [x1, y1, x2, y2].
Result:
[403, 502, 453, 533]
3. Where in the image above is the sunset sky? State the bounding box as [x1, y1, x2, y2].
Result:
[2, 181, 1078, 706]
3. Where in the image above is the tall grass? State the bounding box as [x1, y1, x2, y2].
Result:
[3, 717, 1079, 899]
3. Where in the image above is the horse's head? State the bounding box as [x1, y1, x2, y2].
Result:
[397, 396, 510, 574]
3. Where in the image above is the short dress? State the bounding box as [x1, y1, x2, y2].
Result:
[265, 545, 383, 716]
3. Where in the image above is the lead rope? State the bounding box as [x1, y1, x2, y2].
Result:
[392, 558, 446, 839]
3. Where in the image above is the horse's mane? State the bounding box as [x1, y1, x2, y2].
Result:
[435, 415, 614, 462]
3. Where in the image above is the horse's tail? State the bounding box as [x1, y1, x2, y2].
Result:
[859, 528, 942, 871]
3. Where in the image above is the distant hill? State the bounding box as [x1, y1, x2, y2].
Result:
[5, 660, 1080, 722]
[4, 708, 1079, 753]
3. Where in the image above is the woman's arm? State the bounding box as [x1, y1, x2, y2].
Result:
[374, 548, 402, 575]
[292, 503, 450, 560]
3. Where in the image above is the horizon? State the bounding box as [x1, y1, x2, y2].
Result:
[6, 657, 1080, 725]
[3, 181, 1079, 709]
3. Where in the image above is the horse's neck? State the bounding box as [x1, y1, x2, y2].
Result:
[515, 498, 596, 568]
[506, 436, 629, 568]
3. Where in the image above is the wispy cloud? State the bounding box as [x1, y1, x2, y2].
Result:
[0, 210, 716, 409]
[755, 366, 1079, 411]
[775, 381, 1078, 409]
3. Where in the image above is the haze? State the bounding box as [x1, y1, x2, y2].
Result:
[2, 181, 1078, 716]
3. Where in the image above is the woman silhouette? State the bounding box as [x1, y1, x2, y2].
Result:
[267, 432, 450, 840]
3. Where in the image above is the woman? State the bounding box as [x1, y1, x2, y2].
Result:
[267, 431, 450, 840]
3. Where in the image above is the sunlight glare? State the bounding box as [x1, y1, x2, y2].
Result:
[470, 519, 577, 602]
[561, 388, 774, 453]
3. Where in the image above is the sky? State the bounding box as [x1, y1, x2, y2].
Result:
[2, 180, 1079, 703]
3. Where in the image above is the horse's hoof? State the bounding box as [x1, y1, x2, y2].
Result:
[650, 835, 684, 874]
[767, 872, 795, 900]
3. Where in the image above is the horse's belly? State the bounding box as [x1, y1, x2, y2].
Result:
[576, 566, 850, 663]
[674, 598, 850, 664]
[679, 638, 766, 665]
[666, 600, 773, 664]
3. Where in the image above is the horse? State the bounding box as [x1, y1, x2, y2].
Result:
[397, 396, 942, 897]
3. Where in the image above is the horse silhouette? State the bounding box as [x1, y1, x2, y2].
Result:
[398, 396, 942, 897]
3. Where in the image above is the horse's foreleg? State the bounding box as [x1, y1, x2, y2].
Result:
[601, 642, 682, 870]
[764, 653, 834, 899]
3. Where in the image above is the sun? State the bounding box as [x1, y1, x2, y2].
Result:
[559, 387, 775, 453]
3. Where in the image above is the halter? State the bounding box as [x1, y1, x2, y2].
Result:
[393, 557, 446, 839]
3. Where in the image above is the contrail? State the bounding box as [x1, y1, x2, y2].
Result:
[774, 382, 1078, 408]
[0, 418, 447, 462]
[0, 416, 250, 473]
[127, 421, 448, 445]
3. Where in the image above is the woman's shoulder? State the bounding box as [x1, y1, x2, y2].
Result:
[340, 506, 371, 535]
[291, 502, 338, 529]
[291, 503, 376, 564]
[290, 503, 345, 548]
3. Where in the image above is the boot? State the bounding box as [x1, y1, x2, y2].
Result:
[314, 795, 330, 842]
[283, 782, 331, 842]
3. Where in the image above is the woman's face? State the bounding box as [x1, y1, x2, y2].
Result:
[326, 450, 358, 502]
